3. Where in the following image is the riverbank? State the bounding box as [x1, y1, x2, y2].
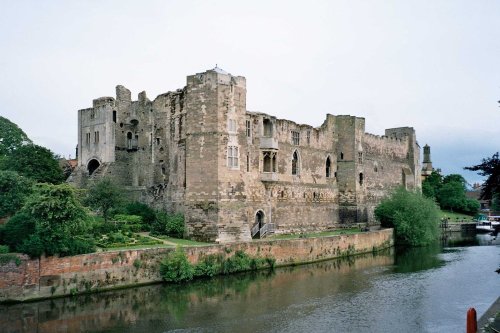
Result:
[0, 228, 393, 303]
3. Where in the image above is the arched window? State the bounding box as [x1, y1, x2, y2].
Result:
[292, 150, 299, 175]
[127, 132, 133, 149]
[340, 152, 344, 160]
[326, 156, 331, 178]
[263, 152, 272, 172]
[359, 173, 364, 186]
[87, 159, 100, 176]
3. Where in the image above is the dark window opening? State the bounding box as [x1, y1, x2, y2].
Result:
[292, 150, 299, 175]
[246, 153, 250, 172]
[87, 159, 100, 176]
[263, 119, 272, 137]
[263, 152, 272, 172]
[326, 157, 331, 178]
[113, 111, 117, 123]
[358, 152, 363, 164]
[359, 173, 364, 186]
[340, 152, 344, 160]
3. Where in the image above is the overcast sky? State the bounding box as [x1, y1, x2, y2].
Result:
[1, 0, 499, 184]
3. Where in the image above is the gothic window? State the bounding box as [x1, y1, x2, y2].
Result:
[86, 133, 91, 145]
[263, 152, 272, 172]
[326, 156, 331, 178]
[90, 110, 95, 119]
[292, 150, 300, 175]
[291, 131, 300, 145]
[94, 131, 99, 144]
[156, 138, 160, 145]
[227, 146, 239, 168]
[127, 132, 133, 149]
[359, 173, 364, 186]
[358, 152, 363, 164]
[246, 120, 251, 137]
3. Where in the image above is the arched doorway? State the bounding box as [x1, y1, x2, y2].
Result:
[88, 159, 100, 176]
[252, 210, 265, 239]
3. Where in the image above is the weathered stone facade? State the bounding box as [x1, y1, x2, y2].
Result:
[69, 67, 421, 243]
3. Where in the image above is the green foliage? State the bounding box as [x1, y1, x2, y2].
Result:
[0, 253, 21, 266]
[0, 244, 9, 253]
[0, 116, 32, 156]
[113, 214, 143, 224]
[0, 144, 64, 184]
[12, 183, 94, 257]
[0, 211, 37, 251]
[84, 178, 125, 222]
[160, 248, 275, 283]
[151, 212, 185, 238]
[94, 230, 161, 248]
[375, 187, 440, 247]
[422, 171, 479, 215]
[133, 259, 142, 270]
[160, 247, 195, 283]
[0, 171, 33, 218]
[124, 202, 156, 224]
[465, 152, 500, 200]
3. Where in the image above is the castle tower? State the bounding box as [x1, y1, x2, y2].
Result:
[184, 67, 248, 242]
[421, 144, 433, 181]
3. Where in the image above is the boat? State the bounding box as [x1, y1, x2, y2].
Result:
[476, 215, 500, 233]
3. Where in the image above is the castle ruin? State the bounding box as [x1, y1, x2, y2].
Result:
[69, 67, 421, 243]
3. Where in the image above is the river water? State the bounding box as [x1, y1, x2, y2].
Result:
[1, 234, 499, 333]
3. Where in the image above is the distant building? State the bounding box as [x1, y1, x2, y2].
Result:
[69, 67, 422, 243]
[421, 144, 434, 181]
[466, 183, 490, 211]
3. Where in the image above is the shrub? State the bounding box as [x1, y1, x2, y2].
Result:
[194, 254, 224, 277]
[113, 214, 143, 224]
[1, 211, 37, 251]
[222, 250, 252, 274]
[160, 247, 194, 283]
[0, 170, 33, 218]
[151, 212, 185, 238]
[125, 202, 156, 225]
[375, 187, 440, 247]
[0, 245, 9, 254]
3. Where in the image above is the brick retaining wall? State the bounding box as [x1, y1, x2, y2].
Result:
[0, 229, 393, 302]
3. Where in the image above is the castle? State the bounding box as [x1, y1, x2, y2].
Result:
[69, 67, 422, 243]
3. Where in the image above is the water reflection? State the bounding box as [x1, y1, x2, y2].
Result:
[1, 234, 498, 333]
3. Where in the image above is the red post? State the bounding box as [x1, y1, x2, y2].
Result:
[466, 307, 477, 333]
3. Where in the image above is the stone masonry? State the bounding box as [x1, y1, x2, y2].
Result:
[69, 67, 421, 243]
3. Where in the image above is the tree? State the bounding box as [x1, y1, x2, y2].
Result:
[6, 183, 94, 257]
[422, 171, 443, 199]
[0, 116, 31, 156]
[465, 152, 500, 200]
[0, 144, 64, 184]
[375, 187, 440, 247]
[0, 170, 33, 218]
[85, 178, 125, 222]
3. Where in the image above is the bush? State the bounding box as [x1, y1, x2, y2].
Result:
[0, 245, 9, 254]
[160, 247, 194, 283]
[151, 212, 185, 238]
[0, 170, 33, 218]
[0, 211, 37, 251]
[194, 254, 224, 277]
[375, 187, 440, 247]
[113, 214, 143, 224]
[124, 202, 156, 225]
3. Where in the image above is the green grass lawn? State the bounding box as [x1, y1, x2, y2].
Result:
[155, 235, 212, 246]
[269, 228, 362, 240]
[100, 243, 174, 251]
[438, 210, 475, 222]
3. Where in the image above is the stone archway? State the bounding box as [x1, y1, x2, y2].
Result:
[87, 159, 100, 176]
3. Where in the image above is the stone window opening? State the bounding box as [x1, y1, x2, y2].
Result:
[292, 150, 300, 175]
[291, 131, 300, 145]
[306, 130, 311, 145]
[374, 166, 378, 172]
[246, 120, 251, 137]
[113, 111, 116, 123]
[86, 133, 91, 145]
[94, 131, 99, 144]
[340, 152, 344, 160]
[358, 152, 363, 164]
[127, 132, 133, 149]
[263, 119, 273, 137]
[246, 152, 250, 172]
[263, 151, 277, 173]
[326, 156, 332, 178]
[90, 110, 95, 119]
[359, 173, 364, 186]
[227, 146, 239, 169]
[156, 138, 161, 145]
[87, 159, 100, 176]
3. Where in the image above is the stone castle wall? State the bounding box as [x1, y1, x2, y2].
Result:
[0, 229, 393, 303]
[70, 67, 421, 243]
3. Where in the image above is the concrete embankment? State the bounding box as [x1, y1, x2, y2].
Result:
[0, 228, 393, 303]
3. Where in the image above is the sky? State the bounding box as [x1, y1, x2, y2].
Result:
[0, 0, 499, 185]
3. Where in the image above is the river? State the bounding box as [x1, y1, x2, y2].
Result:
[1, 233, 499, 333]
